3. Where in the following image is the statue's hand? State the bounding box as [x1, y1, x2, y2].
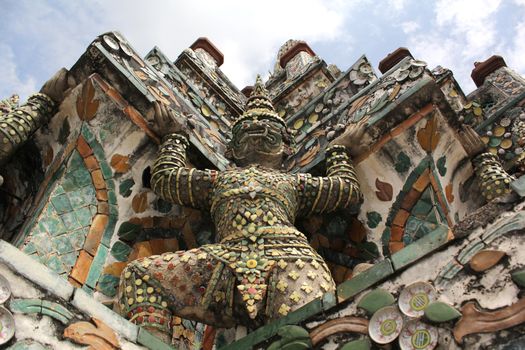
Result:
[458, 125, 486, 157]
[329, 118, 368, 157]
[151, 101, 188, 138]
[39, 68, 76, 103]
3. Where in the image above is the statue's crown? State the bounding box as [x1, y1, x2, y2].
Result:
[233, 75, 286, 130]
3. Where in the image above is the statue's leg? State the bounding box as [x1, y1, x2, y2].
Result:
[117, 247, 236, 342]
[265, 258, 336, 321]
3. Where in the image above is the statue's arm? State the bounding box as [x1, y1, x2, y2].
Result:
[296, 144, 362, 215]
[0, 68, 73, 165]
[458, 125, 514, 201]
[150, 133, 217, 210]
[0, 93, 56, 165]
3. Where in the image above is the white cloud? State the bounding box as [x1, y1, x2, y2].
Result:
[435, 0, 502, 59]
[400, 21, 420, 34]
[89, 0, 348, 88]
[505, 20, 525, 73]
[1, 0, 349, 97]
[388, 0, 408, 11]
[0, 43, 37, 99]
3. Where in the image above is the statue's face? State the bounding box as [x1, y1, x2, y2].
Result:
[231, 119, 285, 168]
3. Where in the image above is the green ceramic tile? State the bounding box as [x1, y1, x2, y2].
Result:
[60, 211, 81, 230]
[109, 204, 118, 217]
[366, 211, 382, 229]
[395, 151, 412, 173]
[337, 259, 394, 300]
[440, 260, 463, 280]
[71, 168, 93, 187]
[59, 251, 79, 269]
[437, 156, 447, 176]
[85, 245, 109, 289]
[69, 229, 87, 250]
[67, 151, 84, 173]
[60, 177, 77, 192]
[456, 239, 485, 264]
[137, 327, 175, 350]
[97, 274, 120, 297]
[51, 236, 75, 254]
[119, 178, 135, 198]
[68, 188, 90, 208]
[391, 225, 449, 270]
[420, 186, 432, 202]
[75, 206, 93, 227]
[32, 235, 54, 254]
[81, 124, 96, 142]
[481, 212, 525, 243]
[426, 208, 440, 224]
[108, 189, 117, 205]
[22, 242, 37, 255]
[42, 300, 74, 317]
[412, 200, 433, 218]
[46, 255, 66, 274]
[9, 298, 42, 314]
[340, 338, 371, 350]
[110, 240, 131, 262]
[357, 288, 395, 315]
[424, 301, 461, 322]
[52, 185, 65, 196]
[101, 215, 118, 248]
[512, 268, 525, 288]
[101, 161, 113, 180]
[51, 194, 73, 214]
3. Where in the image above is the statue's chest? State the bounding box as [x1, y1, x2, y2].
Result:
[211, 167, 296, 209]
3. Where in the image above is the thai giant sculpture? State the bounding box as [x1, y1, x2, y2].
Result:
[117, 76, 365, 340]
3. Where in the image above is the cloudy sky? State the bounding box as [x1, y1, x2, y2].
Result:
[1, 0, 524, 100]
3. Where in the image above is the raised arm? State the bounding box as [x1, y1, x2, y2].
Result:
[458, 125, 514, 201]
[297, 120, 366, 215]
[149, 102, 217, 210]
[0, 68, 73, 165]
[297, 144, 362, 215]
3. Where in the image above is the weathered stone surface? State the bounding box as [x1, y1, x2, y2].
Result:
[0, 240, 74, 300]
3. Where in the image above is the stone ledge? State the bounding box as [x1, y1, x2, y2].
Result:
[0, 239, 176, 349]
[0, 240, 74, 301]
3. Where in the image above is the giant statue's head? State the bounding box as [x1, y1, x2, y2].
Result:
[228, 76, 293, 169]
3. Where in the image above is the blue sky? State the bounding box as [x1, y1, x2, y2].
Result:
[1, 0, 524, 100]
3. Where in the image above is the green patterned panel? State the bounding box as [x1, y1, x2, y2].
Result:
[20, 149, 97, 276]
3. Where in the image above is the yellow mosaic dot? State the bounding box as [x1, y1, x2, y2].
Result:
[143, 275, 150, 281]
[147, 287, 154, 294]
[135, 279, 142, 286]
[161, 301, 168, 308]
[124, 271, 131, 278]
[149, 296, 157, 303]
[127, 298, 134, 305]
[136, 289, 143, 295]
[246, 259, 258, 268]
[137, 296, 144, 303]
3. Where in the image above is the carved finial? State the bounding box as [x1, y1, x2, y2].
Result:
[232, 75, 285, 130]
[251, 74, 268, 98]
